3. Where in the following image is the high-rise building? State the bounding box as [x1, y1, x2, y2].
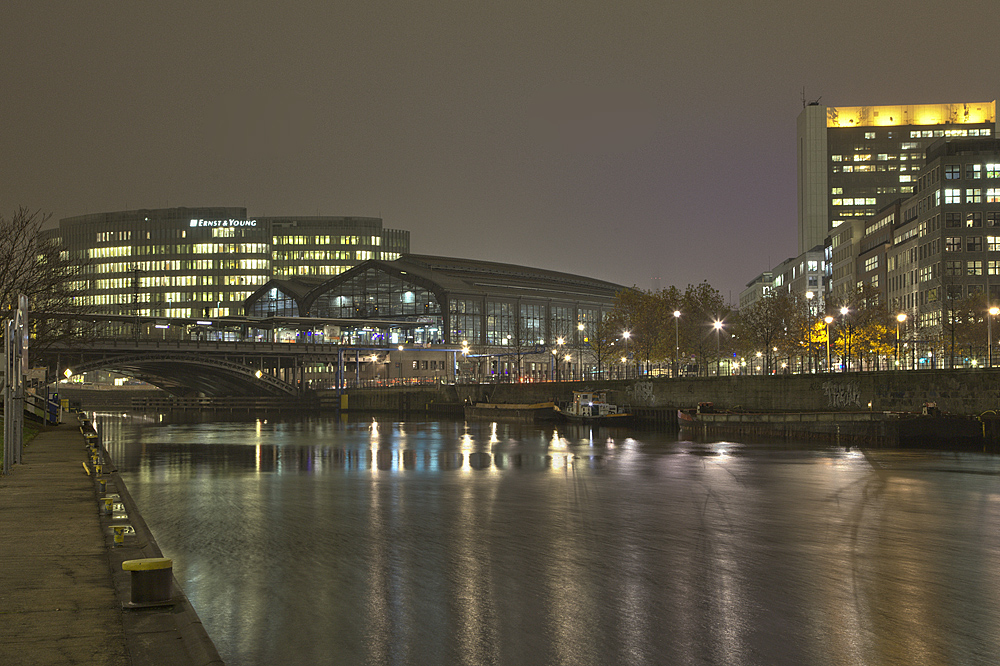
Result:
[797, 101, 996, 255]
[42, 207, 410, 319]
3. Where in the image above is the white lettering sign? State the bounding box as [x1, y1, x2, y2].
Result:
[189, 219, 258, 227]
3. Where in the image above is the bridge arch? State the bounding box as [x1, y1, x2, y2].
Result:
[67, 352, 298, 397]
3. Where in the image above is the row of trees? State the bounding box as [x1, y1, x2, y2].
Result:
[596, 280, 1000, 376]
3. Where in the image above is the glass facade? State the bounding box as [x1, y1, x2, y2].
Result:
[41, 208, 410, 320]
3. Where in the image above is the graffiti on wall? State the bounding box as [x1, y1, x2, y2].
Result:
[629, 382, 655, 406]
[822, 380, 862, 408]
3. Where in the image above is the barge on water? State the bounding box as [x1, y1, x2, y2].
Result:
[678, 402, 987, 448]
[464, 401, 558, 423]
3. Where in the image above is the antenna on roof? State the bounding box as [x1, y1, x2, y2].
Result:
[802, 87, 822, 107]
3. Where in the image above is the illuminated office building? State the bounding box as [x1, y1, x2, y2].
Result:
[797, 100, 996, 254]
[42, 207, 409, 318]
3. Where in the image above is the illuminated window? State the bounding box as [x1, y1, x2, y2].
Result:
[987, 188, 1000, 203]
[986, 164, 1000, 178]
[990, 260, 1000, 275]
[842, 165, 853, 173]
[901, 142, 920, 149]
[899, 175, 912, 182]
[966, 189, 982, 204]
[831, 187, 843, 194]
[945, 165, 961, 179]
[944, 189, 962, 204]
[967, 164, 982, 179]
[864, 256, 879, 271]
[864, 132, 875, 139]
[967, 212, 983, 227]
[854, 154, 872, 162]
[831, 155, 842, 162]
[945, 237, 962, 252]
[967, 261, 983, 276]
[988, 236, 1000, 252]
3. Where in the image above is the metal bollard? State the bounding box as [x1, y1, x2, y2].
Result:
[122, 558, 174, 606]
[98, 478, 107, 493]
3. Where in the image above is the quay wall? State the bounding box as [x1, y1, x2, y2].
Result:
[337, 369, 1000, 417]
[54, 368, 1000, 418]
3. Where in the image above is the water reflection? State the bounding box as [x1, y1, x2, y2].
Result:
[94, 413, 1000, 666]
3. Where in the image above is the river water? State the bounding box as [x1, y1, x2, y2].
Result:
[96, 413, 1000, 666]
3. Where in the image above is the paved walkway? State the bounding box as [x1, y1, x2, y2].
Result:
[0, 425, 222, 665]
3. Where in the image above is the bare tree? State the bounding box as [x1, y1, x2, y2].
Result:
[0, 207, 92, 364]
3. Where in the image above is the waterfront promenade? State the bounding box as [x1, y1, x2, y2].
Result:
[0, 425, 222, 666]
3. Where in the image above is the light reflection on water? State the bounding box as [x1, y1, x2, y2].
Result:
[95, 413, 1000, 666]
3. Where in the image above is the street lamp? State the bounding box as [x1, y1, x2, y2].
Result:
[673, 310, 681, 378]
[806, 292, 815, 373]
[824, 315, 834, 372]
[840, 306, 850, 371]
[755, 350, 762, 376]
[622, 330, 631, 379]
[989, 307, 1000, 367]
[895, 314, 907, 369]
[397, 345, 404, 384]
[713, 320, 723, 376]
[577, 321, 585, 381]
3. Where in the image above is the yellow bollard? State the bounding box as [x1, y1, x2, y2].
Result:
[122, 558, 174, 606]
[102, 497, 114, 515]
[98, 478, 107, 493]
[112, 525, 128, 547]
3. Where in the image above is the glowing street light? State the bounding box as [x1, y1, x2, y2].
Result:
[839, 306, 851, 371]
[989, 307, 1000, 368]
[824, 315, 834, 372]
[895, 313, 907, 368]
[713, 320, 723, 376]
[673, 310, 681, 378]
[622, 330, 631, 379]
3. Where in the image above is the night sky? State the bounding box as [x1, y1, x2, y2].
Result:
[3, 2, 997, 301]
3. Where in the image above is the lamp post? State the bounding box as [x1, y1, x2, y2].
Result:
[622, 331, 631, 379]
[840, 306, 850, 372]
[806, 292, 814, 374]
[577, 321, 585, 381]
[895, 314, 907, 369]
[713, 320, 723, 377]
[397, 345, 404, 384]
[673, 310, 681, 378]
[755, 350, 762, 376]
[556, 336, 565, 381]
[824, 315, 833, 372]
[989, 307, 1000, 367]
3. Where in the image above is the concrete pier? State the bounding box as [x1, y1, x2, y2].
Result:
[0, 426, 222, 665]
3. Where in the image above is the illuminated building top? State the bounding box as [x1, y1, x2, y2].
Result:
[827, 101, 995, 128]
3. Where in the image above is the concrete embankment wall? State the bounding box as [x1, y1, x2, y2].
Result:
[335, 369, 1000, 417]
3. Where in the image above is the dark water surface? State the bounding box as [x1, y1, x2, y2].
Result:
[97, 414, 1000, 666]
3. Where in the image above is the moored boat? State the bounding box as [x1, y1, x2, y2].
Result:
[556, 390, 631, 424]
[464, 401, 558, 422]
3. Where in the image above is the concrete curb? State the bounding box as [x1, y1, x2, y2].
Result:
[88, 424, 224, 666]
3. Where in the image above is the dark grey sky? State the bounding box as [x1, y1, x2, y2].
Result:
[3, 1, 998, 301]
